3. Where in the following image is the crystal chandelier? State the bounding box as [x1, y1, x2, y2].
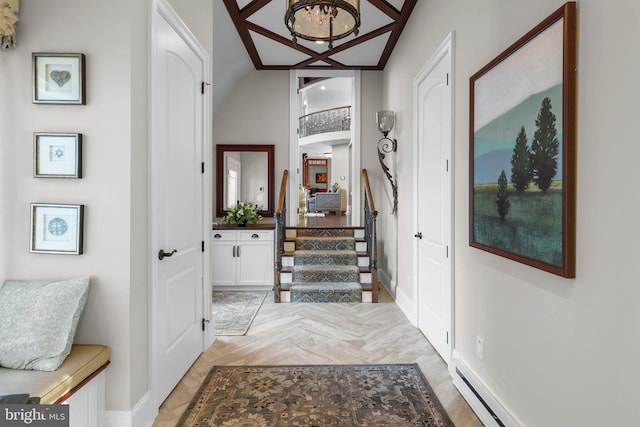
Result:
[285, 0, 361, 50]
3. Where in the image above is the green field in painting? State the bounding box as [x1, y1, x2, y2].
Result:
[473, 183, 563, 266]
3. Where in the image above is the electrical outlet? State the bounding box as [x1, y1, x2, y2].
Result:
[476, 336, 485, 360]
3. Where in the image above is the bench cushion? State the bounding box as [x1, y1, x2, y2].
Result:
[0, 276, 90, 371]
[0, 345, 110, 404]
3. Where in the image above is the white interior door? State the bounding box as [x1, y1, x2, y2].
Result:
[414, 34, 454, 364]
[151, 1, 207, 406]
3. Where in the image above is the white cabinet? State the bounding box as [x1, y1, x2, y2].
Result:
[211, 229, 274, 289]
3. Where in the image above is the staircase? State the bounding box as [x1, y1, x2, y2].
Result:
[273, 169, 379, 303]
[278, 227, 375, 303]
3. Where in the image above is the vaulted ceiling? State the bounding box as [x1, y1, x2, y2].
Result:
[221, 0, 418, 70]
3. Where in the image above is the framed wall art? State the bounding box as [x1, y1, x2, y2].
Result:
[316, 172, 327, 184]
[30, 203, 84, 255]
[469, 2, 576, 278]
[32, 53, 86, 104]
[34, 133, 82, 178]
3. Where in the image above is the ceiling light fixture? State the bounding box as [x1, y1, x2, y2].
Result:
[285, 0, 361, 50]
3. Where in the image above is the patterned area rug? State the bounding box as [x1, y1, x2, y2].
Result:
[212, 292, 267, 336]
[178, 364, 454, 426]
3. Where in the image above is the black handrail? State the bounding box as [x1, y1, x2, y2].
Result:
[273, 170, 288, 303]
[362, 169, 379, 303]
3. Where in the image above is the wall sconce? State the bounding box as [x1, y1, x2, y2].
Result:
[376, 110, 398, 214]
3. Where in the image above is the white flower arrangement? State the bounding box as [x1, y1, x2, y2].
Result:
[223, 201, 262, 226]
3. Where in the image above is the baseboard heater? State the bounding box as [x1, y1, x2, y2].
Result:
[455, 368, 505, 427]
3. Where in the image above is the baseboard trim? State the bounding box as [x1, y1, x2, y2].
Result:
[452, 351, 522, 427]
[378, 268, 392, 294]
[394, 285, 417, 325]
[104, 391, 155, 427]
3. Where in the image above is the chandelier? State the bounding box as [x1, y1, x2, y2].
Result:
[285, 0, 361, 50]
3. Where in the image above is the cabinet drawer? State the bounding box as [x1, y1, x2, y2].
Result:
[238, 230, 273, 241]
[211, 230, 235, 241]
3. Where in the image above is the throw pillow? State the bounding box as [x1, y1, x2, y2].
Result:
[0, 276, 90, 371]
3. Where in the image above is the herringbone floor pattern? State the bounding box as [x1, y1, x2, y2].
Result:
[152, 287, 482, 426]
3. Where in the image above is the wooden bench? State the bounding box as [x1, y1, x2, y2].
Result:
[0, 345, 110, 427]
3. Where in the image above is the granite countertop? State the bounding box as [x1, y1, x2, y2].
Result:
[212, 219, 276, 230]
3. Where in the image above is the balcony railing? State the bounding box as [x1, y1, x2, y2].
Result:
[299, 106, 351, 139]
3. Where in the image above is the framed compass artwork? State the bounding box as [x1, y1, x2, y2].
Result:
[32, 53, 86, 104]
[30, 203, 84, 254]
[34, 133, 82, 178]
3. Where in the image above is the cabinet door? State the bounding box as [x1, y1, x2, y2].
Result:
[211, 232, 237, 287]
[237, 231, 274, 287]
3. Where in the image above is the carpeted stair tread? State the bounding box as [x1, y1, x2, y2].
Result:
[294, 250, 357, 266]
[292, 265, 360, 283]
[295, 236, 355, 251]
[295, 228, 354, 237]
[290, 282, 362, 303]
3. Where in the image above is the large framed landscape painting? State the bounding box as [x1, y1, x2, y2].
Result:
[469, 2, 576, 278]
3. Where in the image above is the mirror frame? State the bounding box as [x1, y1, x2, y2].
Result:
[216, 144, 275, 218]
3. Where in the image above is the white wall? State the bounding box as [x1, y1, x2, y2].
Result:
[359, 71, 396, 287]
[212, 70, 290, 217]
[331, 143, 350, 195]
[0, 0, 213, 413]
[382, 0, 640, 425]
[300, 77, 352, 114]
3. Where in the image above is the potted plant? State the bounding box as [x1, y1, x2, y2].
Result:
[223, 201, 262, 226]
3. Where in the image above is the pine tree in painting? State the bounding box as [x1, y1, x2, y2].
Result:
[496, 170, 510, 219]
[530, 97, 559, 193]
[510, 126, 531, 194]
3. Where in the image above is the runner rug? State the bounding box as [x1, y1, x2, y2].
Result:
[178, 364, 454, 427]
[212, 291, 267, 336]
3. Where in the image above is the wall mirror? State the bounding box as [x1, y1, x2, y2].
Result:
[216, 144, 275, 217]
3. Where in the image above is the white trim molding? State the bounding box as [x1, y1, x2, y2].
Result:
[104, 392, 155, 427]
[452, 351, 522, 427]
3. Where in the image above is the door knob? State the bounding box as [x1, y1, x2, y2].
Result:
[158, 249, 177, 260]
[414, 232, 423, 239]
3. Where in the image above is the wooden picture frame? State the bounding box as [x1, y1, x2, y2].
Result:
[34, 133, 83, 178]
[33, 53, 86, 104]
[30, 203, 85, 255]
[469, 2, 576, 277]
[215, 144, 275, 218]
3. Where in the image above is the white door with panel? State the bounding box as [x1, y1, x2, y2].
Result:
[414, 34, 454, 364]
[151, 3, 207, 406]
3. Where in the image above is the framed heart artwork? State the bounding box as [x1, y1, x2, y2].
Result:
[33, 53, 85, 105]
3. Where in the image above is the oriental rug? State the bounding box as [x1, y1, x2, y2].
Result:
[212, 291, 266, 336]
[178, 364, 454, 427]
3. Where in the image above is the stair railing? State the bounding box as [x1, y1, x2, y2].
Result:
[274, 169, 289, 303]
[361, 169, 379, 303]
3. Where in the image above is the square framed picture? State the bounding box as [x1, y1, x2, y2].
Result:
[34, 133, 83, 178]
[33, 53, 86, 104]
[30, 203, 84, 254]
[316, 173, 327, 183]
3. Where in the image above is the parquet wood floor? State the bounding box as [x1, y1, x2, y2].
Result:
[152, 286, 482, 426]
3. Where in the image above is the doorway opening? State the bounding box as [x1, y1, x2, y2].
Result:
[289, 70, 361, 226]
